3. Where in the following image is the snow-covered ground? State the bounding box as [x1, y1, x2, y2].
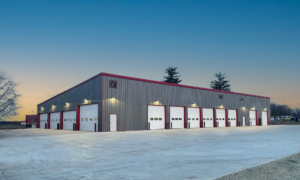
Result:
[0, 126, 300, 180]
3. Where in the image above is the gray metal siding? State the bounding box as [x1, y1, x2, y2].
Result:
[37, 76, 102, 130]
[102, 75, 270, 131]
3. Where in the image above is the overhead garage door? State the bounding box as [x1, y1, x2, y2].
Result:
[63, 111, 76, 130]
[80, 104, 98, 131]
[262, 111, 268, 126]
[170, 106, 184, 129]
[40, 114, 48, 129]
[216, 109, 226, 127]
[228, 110, 237, 127]
[187, 107, 200, 128]
[148, 105, 165, 130]
[249, 111, 256, 126]
[50, 112, 60, 129]
[203, 108, 214, 128]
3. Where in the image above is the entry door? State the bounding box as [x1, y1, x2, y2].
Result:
[40, 114, 48, 129]
[216, 109, 226, 127]
[50, 112, 60, 129]
[148, 105, 165, 130]
[170, 107, 184, 129]
[110, 114, 117, 131]
[187, 108, 200, 128]
[249, 111, 256, 126]
[63, 111, 76, 130]
[228, 110, 237, 127]
[262, 111, 268, 126]
[80, 104, 98, 131]
[203, 108, 214, 128]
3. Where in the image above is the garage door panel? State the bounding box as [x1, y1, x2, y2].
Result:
[63, 111, 76, 130]
[170, 107, 184, 129]
[80, 104, 98, 132]
[40, 114, 48, 129]
[262, 111, 268, 126]
[188, 108, 200, 128]
[50, 112, 60, 129]
[148, 106, 165, 130]
[203, 108, 214, 128]
[216, 109, 226, 127]
[228, 110, 237, 127]
[249, 111, 256, 126]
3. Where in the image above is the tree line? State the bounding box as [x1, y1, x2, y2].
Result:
[271, 102, 300, 119]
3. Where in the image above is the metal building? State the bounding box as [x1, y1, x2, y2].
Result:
[37, 72, 270, 132]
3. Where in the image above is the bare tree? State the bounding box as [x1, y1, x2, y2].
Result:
[292, 109, 300, 120]
[270, 102, 292, 118]
[0, 72, 21, 121]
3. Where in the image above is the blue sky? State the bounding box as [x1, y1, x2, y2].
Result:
[0, 0, 300, 120]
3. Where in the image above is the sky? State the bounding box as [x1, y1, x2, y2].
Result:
[1, 0, 300, 121]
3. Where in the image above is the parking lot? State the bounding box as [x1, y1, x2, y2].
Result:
[1, 125, 300, 180]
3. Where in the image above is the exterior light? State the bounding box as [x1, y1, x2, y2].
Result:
[66, 102, 69, 105]
[111, 97, 115, 99]
[52, 105, 55, 107]
[84, 99, 87, 101]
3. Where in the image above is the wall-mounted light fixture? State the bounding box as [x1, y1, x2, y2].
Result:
[110, 97, 115, 99]
[66, 102, 69, 105]
[52, 105, 55, 107]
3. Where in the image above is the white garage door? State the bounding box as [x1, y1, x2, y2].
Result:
[170, 107, 184, 129]
[203, 108, 214, 128]
[40, 114, 48, 129]
[50, 112, 60, 129]
[216, 109, 226, 127]
[148, 105, 165, 130]
[249, 111, 256, 126]
[80, 104, 98, 131]
[262, 111, 268, 126]
[187, 108, 200, 128]
[63, 111, 76, 130]
[228, 110, 237, 127]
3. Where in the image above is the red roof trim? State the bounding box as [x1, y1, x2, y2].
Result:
[101, 72, 270, 99]
[38, 72, 270, 105]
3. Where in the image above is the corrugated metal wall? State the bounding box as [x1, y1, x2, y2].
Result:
[102, 75, 270, 131]
[37, 76, 102, 130]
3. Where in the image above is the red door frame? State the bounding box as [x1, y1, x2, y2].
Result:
[169, 106, 186, 128]
[109, 114, 118, 131]
[187, 107, 201, 128]
[60, 111, 63, 129]
[255, 110, 258, 126]
[267, 111, 269, 125]
[215, 108, 226, 127]
[147, 104, 167, 129]
[236, 109, 238, 127]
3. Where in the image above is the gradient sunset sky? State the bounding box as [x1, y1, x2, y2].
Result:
[1, 0, 300, 121]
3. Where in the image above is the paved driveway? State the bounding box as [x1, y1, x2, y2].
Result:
[0, 126, 300, 180]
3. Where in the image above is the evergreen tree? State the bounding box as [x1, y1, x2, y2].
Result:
[210, 72, 231, 91]
[163, 67, 182, 84]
